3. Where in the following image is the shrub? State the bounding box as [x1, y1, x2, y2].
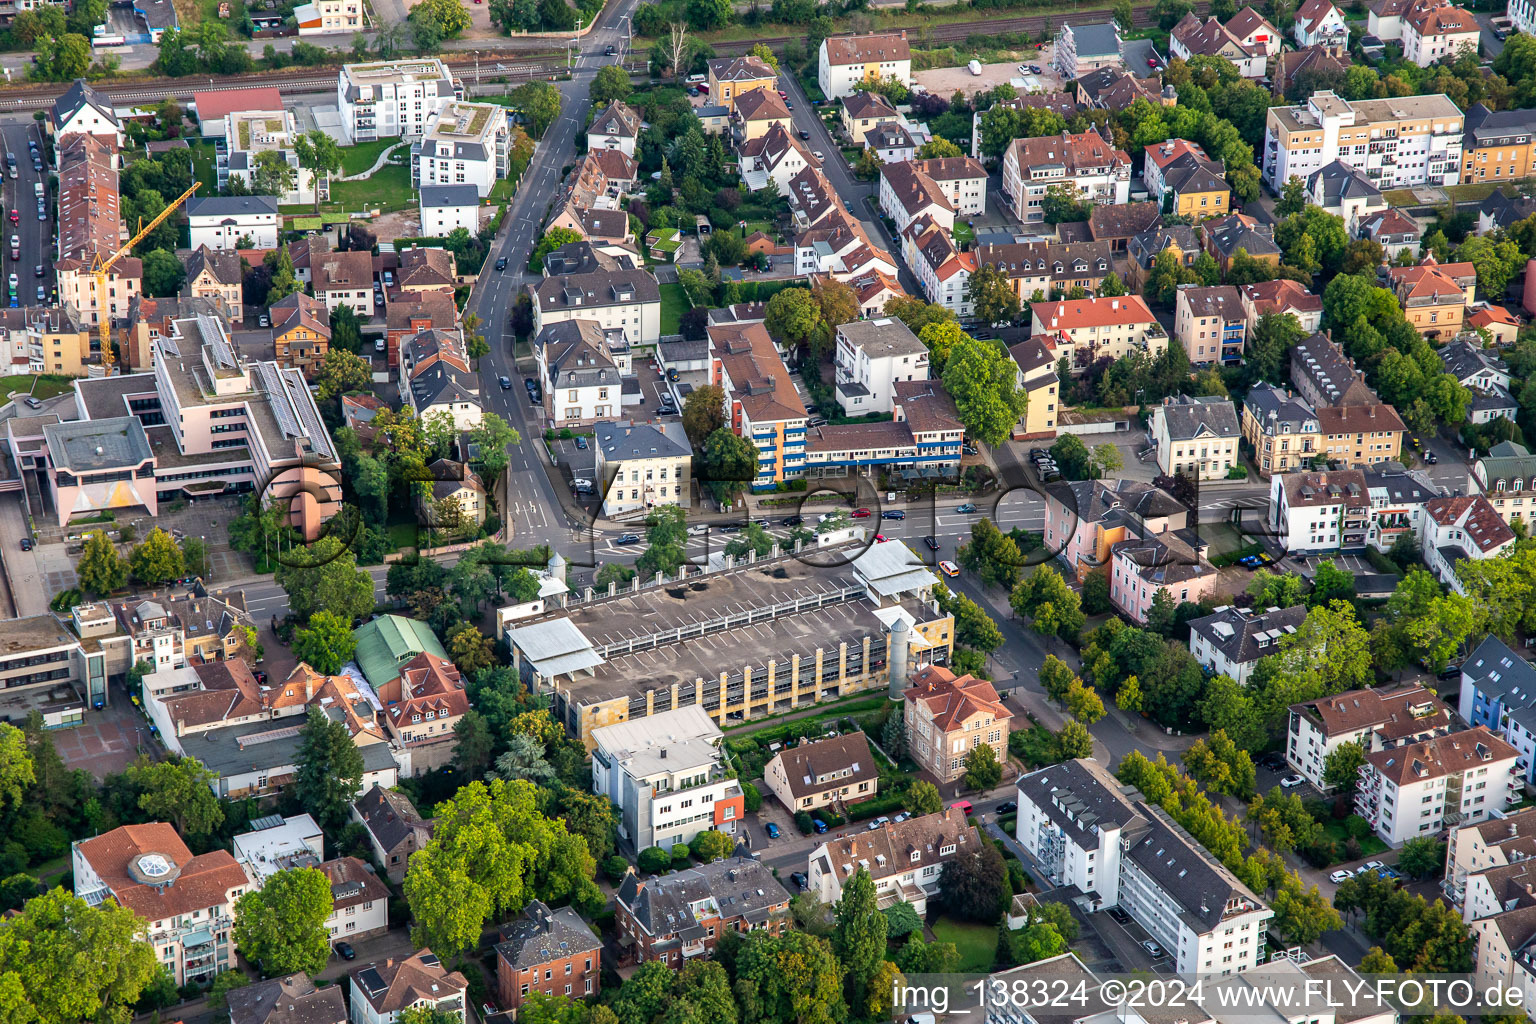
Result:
[602, 855, 630, 882]
[670, 843, 691, 868]
[637, 846, 671, 874]
[794, 810, 814, 834]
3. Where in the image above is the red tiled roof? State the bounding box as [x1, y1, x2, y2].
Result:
[904, 665, 1011, 732]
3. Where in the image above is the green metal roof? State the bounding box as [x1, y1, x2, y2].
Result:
[352, 614, 448, 690]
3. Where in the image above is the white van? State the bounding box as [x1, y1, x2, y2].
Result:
[33, 182, 43, 198]
[686, 73, 706, 84]
[968, 59, 983, 75]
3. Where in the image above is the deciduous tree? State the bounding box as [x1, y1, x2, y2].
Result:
[292, 611, 357, 675]
[962, 742, 1003, 790]
[128, 527, 184, 587]
[233, 867, 334, 976]
[294, 706, 364, 830]
[942, 334, 1028, 446]
[76, 530, 127, 597]
[126, 755, 224, 837]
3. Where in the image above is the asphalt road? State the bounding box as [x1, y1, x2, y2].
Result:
[2, 121, 48, 307]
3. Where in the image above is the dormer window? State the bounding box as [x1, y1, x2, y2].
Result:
[910, 851, 920, 862]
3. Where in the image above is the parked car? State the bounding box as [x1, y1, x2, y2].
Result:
[1280, 774, 1306, 788]
[1425, 451, 1438, 464]
[1329, 870, 1352, 884]
[996, 800, 1017, 814]
[19, 537, 31, 550]
[791, 871, 809, 888]
[257, 314, 270, 328]
[1107, 907, 1129, 924]
[851, 508, 871, 518]
[334, 941, 356, 961]
[781, 515, 802, 526]
[924, 536, 939, 550]
[575, 436, 588, 450]
[22, 397, 38, 410]
[799, 129, 811, 140]
[667, 369, 680, 382]
[881, 510, 906, 520]
[1142, 940, 1164, 958]
[765, 822, 780, 838]
[1361, 860, 1386, 874]
[34, 285, 41, 301]
[686, 524, 710, 536]
[811, 819, 828, 834]
[955, 503, 977, 513]
[33, 265, 41, 278]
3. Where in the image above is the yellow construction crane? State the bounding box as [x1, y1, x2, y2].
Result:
[94, 181, 201, 376]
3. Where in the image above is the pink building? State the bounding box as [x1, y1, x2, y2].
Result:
[1110, 529, 1220, 624]
[1041, 479, 1192, 581]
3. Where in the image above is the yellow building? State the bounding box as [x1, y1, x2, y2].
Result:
[1145, 140, 1232, 220]
[1241, 383, 1322, 477]
[706, 55, 777, 113]
[840, 91, 899, 145]
[734, 88, 793, 142]
[1, 306, 94, 377]
[270, 291, 332, 376]
[1389, 257, 1476, 338]
[1008, 337, 1059, 440]
[1460, 105, 1536, 184]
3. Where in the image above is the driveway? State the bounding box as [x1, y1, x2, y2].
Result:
[1475, 11, 1507, 58]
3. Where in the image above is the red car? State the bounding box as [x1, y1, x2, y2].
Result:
[851, 508, 871, 518]
[1148, 57, 1159, 68]
[7, 211, 15, 224]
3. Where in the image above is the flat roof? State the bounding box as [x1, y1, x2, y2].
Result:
[0, 614, 79, 655]
[180, 720, 398, 778]
[43, 416, 153, 472]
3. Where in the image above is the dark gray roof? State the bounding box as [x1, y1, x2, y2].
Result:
[353, 784, 432, 853]
[228, 974, 346, 1024]
[590, 100, 640, 140]
[52, 79, 117, 131]
[43, 416, 153, 473]
[1161, 151, 1228, 196]
[1126, 802, 1266, 931]
[1306, 159, 1382, 205]
[182, 720, 398, 780]
[1041, 478, 1188, 526]
[530, 269, 660, 313]
[1065, 21, 1122, 57]
[1203, 214, 1280, 259]
[1361, 465, 1440, 504]
[409, 362, 481, 412]
[1479, 188, 1536, 230]
[1017, 757, 1147, 837]
[1292, 331, 1375, 406]
[1129, 224, 1199, 267]
[496, 901, 601, 970]
[1187, 604, 1307, 668]
[835, 317, 926, 358]
[544, 240, 632, 276]
[419, 184, 480, 209]
[1465, 102, 1536, 146]
[1463, 634, 1536, 708]
[594, 421, 691, 462]
[187, 195, 279, 219]
[616, 852, 789, 939]
[1244, 383, 1318, 435]
[1155, 395, 1239, 441]
[1440, 339, 1508, 382]
[134, 0, 177, 30]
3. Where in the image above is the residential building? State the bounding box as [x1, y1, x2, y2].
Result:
[55, 133, 139, 328]
[1268, 468, 1371, 553]
[1469, 304, 1522, 346]
[1188, 604, 1309, 686]
[47, 315, 341, 535]
[1045, 478, 1194, 585]
[293, 0, 363, 33]
[591, 706, 745, 854]
[588, 99, 639, 155]
[1143, 138, 1231, 219]
[841, 91, 899, 144]
[1460, 634, 1536, 786]
[1293, 0, 1348, 46]
[51, 79, 123, 147]
[1007, 337, 1060, 439]
[762, 732, 877, 813]
[1241, 383, 1321, 477]
[1461, 103, 1536, 184]
[1012, 760, 1273, 974]
[1030, 295, 1167, 373]
[831, 316, 929, 416]
[349, 950, 467, 1024]
[878, 157, 986, 233]
[1127, 223, 1201, 291]
[1363, 463, 1444, 551]
[229, 975, 346, 1024]
[1444, 806, 1536, 906]
[1087, 201, 1162, 252]
[1318, 400, 1407, 468]
[0, 305, 95, 377]
[903, 216, 975, 317]
[788, 168, 897, 283]
[232, 812, 324, 883]
[976, 240, 1115, 307]
[1073, 66, 1167, 112]
[733, 88, 793, 143]
[1369, 0, 1411, 38]
[1239, 278, 1323, 334]
[527, 269, 661, 348]
[1150, 395, 1241, 482]
[1173, 284, 1245, 366]
[1423, 494, 1517, 592]
[419, 184, 480, 236]
[414, 100, 509, 198]
[1472, 440, 1536, 526]
[182, 246, 244, 320]
[1441, 338, 1516, 424]
[851, 270, 906, 319]
[1356, 207, 1424, 259]
[533, 320, 630, 428]
[808, 806, 976, 913]
[903, 664, 1010, 784]
[802, 379, 964, 481]
[1262, 91, 1465, 193]
[379, 651, 467, 776]
[866, 122, 916, 164]
[1286, 684, 1451, 790]
[1169, 12, 1267, 78]
[352, 614, 449, 696]
[737, 123, 815, 195]
[709, 320, 809, 489]
[101, 588, 250, 674]
[1111, 524, 1219, 625]
[73, 823, 252, 985]
[219, 109, 319, 207]
[1389, 256, 1476, 337]
[707, 55, 777, 112]
[418, 459, 486, 528]
[320, 856, 390, 943]
[312, 249, 375, 318]
[616, 853, 790, 965]
[504, 543, 954, 749]
[1306, 159, 1386, 227]
[1290, 330, 1377, 409]
[1054, 22, 1123, 78]
[594, 420, 691, 518]
[269, 291, 331, 376]
[1355, 726, 1520, 845]
[1402, 0, 1478, 65]
[402, 329, 481, 431]
[337, 60, 456, 142]
[1201, 212, 1282, 274]
[186, 196, 280, 250]
[1460, 856, 1536, 1005]
[1002, 130, 1132, 226]
[495, 902, 602, 1012]
[1272, 44, 1351, 99]
[818, 31, 911, 100]
[351, 784, 434, 883]
[1227, 6, 1283, 54]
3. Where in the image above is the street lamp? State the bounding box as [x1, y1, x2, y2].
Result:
[200, 534, 208, 582]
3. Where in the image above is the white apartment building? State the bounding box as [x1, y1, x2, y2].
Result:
[594, 420, 692, 518]
[1014, 760, 1273, 975]
[1002, 130, 1132, 226]
[1150, 395, 1241, 483]
[1293, 0, 1349, 46]
[337, 60, 456, 143]
[73, 823, 253, 985]
[295, 0, 363, 34]
[419, 185, 480, 237]
[1355, 726, 1520, 845]
[187, 196, 280, 251]
[1286, 684, 1451, 790]
[1186, 604, 1307, 686]
[219, 109, 319, 207]
[414, 100, 509, 199]
[904, 218, 973, 318]
[832, 317, 929, 415]
[807, 807, 974, 914]
[1401, 0, 1479, 66]
[1443, 806, 1536, 906]
[319, 857, 391, 943]
[532, 320, 633, 428]
[232, 813, 324, 884]
[350, 950, 467, 1024]
[1262, 90, 1465, 193]
[1030, 295, 1167, 373]
[1514, 0, 1536, 36]
[1268, 468, 1370, 553]
[527, 270, 662, 348]
[51, 79, 124, 148]
[817, 31, 912, 100]
[591, 707, 745, 854]
[1423, 494, 1517, 594]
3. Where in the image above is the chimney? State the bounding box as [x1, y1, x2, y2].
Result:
[305, 671, 316, 701]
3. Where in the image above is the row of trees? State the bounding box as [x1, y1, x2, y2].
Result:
[75, 527, 205, 596]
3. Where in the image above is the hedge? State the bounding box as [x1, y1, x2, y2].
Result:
[845, 788, 908, 821]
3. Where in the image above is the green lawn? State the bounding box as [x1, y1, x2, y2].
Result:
[282, 164, 416, 218]
[339, 139, 400, 177]
[953, 222, 975, 247]
[1321, 819, 1389, 859]
[187, 139, 219, 197]
[930, 917, 998, 973]
[0, 374, 74, 401]
[659, 282, 690, 336]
